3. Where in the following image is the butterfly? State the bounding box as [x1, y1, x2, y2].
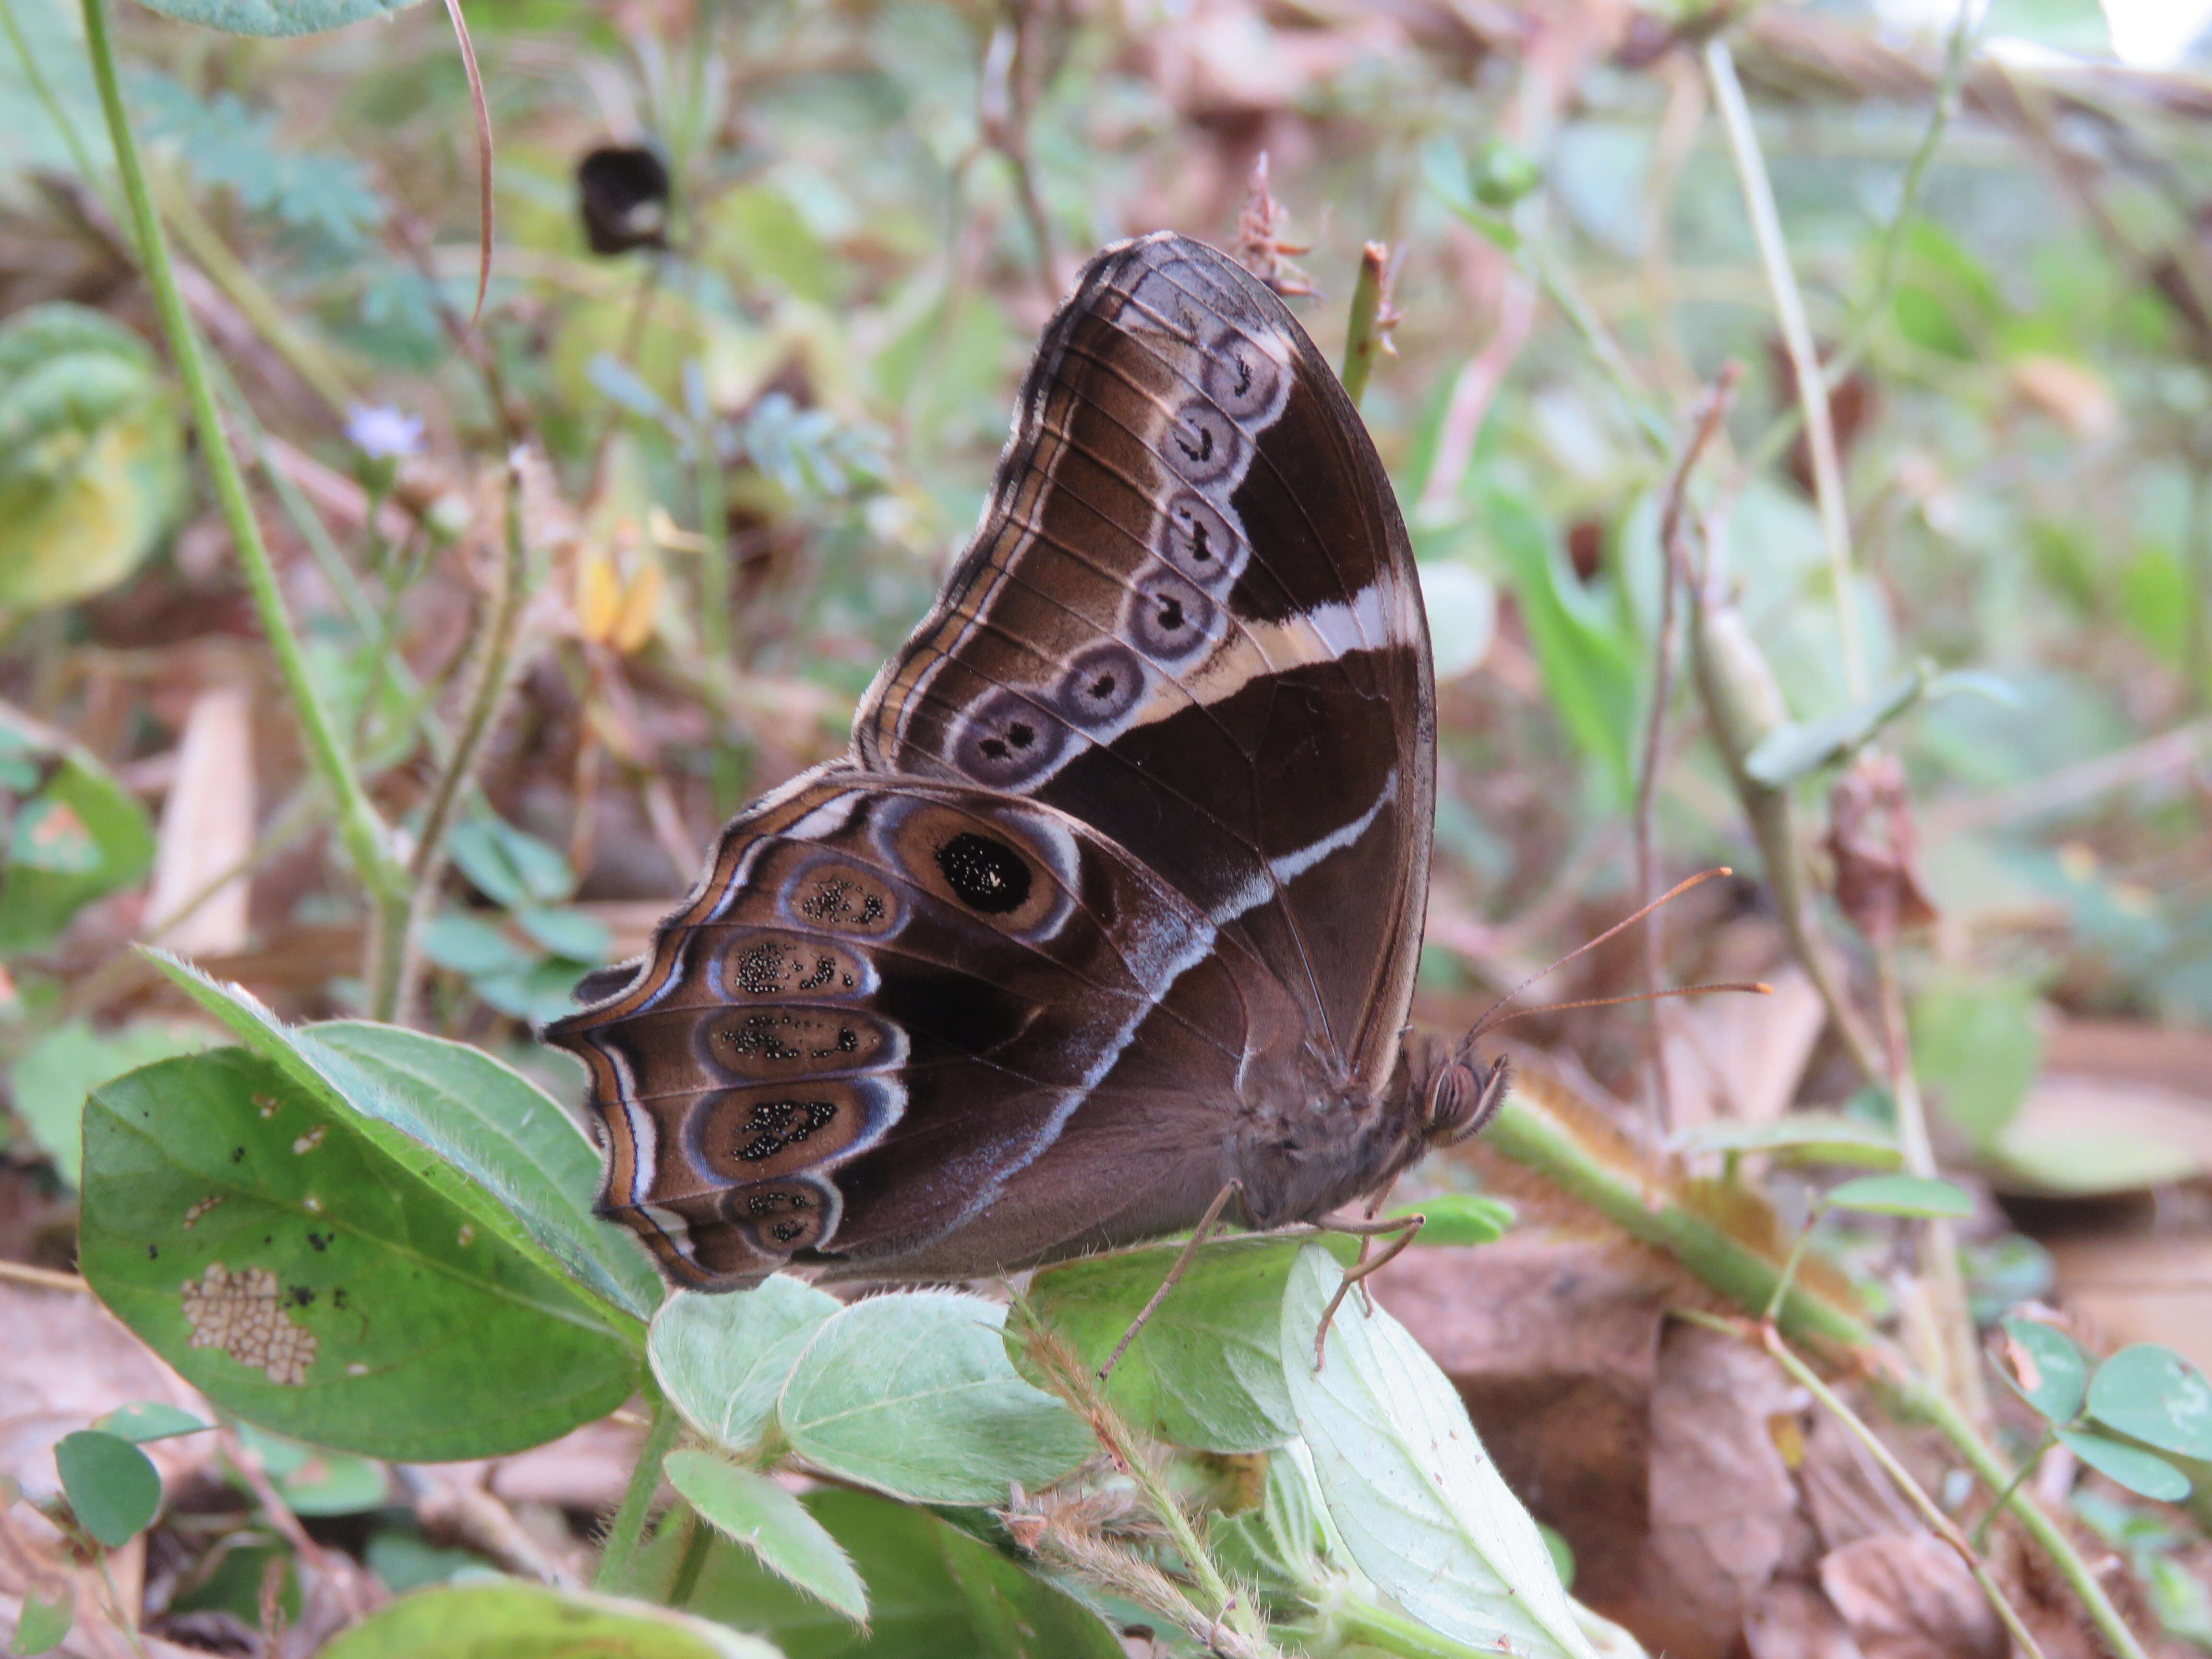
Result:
[543, 231, 1506, 1291]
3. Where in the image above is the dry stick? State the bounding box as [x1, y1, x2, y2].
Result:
[77, 0, 409, 925]
[1707, 34, 1866, 703]
[440, 0, 495, 328]
[981, 3, 1060, 311]
[1677, 1310, 2050, 1659]
[1633, 365, 1741, 1138]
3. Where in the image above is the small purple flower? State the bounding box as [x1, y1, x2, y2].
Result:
[345, 404, 424, 461]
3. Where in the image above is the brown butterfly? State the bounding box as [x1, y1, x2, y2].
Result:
[543, 232, 1504, 1290]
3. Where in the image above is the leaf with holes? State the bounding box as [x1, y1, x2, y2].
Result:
[664, 1451, 866, 1623]
[79, 1048, 638, 1461]
[778, 1290, 1090, 1505]
[145, 955, 660, 1324]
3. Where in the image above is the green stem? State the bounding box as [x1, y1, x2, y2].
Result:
[78, 0, 405, 913]
[1706, 34, 1866, 702]
[1339, 242, 1391, 410]
[596, 1400, 680, 1595]
[1322, 1592, 1515, 1659]
[1738, 5, 1975, 482]
[1761, 1202, 1826, 1325]
[1973, 1428, 2057, 1551]
[663, 1503, 711, 1608]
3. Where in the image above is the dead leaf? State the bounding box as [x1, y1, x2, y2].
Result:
[145, 674, 255, 956]
[1745, 1578, 1866, 1659]
[1817, 1533, 2004, 1659]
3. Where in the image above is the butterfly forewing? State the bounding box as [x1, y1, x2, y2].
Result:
[855, 233, 1434, 1097]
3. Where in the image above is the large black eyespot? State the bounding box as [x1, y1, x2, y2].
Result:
[936, 832, 1032, 915]
[1058, 640, 1146, 728]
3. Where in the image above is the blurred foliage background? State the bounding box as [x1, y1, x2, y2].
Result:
[4, 0, 2212, 1642]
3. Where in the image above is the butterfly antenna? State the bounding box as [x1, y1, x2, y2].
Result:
[1473, 979, 1773, 1038]
[1465, 866, 1737, 1043]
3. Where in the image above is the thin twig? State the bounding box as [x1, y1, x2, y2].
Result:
[980, 4, 1060, 310]
[1707, 34, 1866, 701]
[0, 1260, 89, 1293]
[78, 0, 407, 922]
[440, 0, 495, 328]
[1736, 5, 1977, 484]
[1634, 364, 1740, 1137]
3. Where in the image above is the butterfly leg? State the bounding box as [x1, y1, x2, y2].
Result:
[1097, 1179, 1245, 1384]
[1310, 1211, 1426, 1371]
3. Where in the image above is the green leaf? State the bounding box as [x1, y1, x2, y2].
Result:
[0, 304, 184, 612]
[312, 1582, 783, 1659]
[9, 1584, 71, 1655]
[1387, 1193, 1516, 1247]
[0, 720, 155, 956]
[448, 818, 575, 908]
[1281, 1246, 1598, 1659]
[2055, 1429, 2190, 1502]
[652, 1277, 841, 1454]
[1484, 488, 1638, 806]
[1026, 1236, 1308, 1452]
[651, 1487, 1121, 1659]
[1999, 1318, 2088, 1425]
[79, 1049, 639, 1461]
[141, 957, 661, 1324]
[8, 1019, 214, 1187]
[94, 1402, 210, 1443]
[1911, 978, 2043, 1149]
[663, 1452, 867, 1624]
[1823, 1174, 1973, 1219]
[419, 913, 533, 978]
[512, 905, 612, 965]
[123, 0, 426, 38]
[2086, 1346, 2212, 1461]
[55, 1429, 160, 1547]
[235, 1423, 390, 1515]
[1742, 669, 1926, 789]
[778, 1290, 1090, 1505]
[1675, 1113, 1904, 1170]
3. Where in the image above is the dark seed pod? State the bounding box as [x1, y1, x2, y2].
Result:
[577, 145, 670, 256]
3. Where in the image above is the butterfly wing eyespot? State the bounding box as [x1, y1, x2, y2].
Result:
[936, 831, 1032, 915]
[1200, 326, 1287, 422]
[1158, 491, 1242, 591]
[1167, 402, 1241, 485]
[950, 686, 1073, 790]
[1057, 640, 1148, 730]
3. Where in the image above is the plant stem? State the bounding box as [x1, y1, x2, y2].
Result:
[596, 1397, 680, 1595]
[378, 456, 537, 1021]
[663, 1503, 711, 1608]
[1737, 5, 1976, 484]
[1323, 1592, 1517, 1659]
[1340, 242, 1393, 409]
[1762, 1203, 1825, 1325]
[1974, 1429, 2057, 1551]
[79, 0, 405, 919]
[1706, 35, 1866, 703]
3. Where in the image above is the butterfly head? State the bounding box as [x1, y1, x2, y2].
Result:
[1423, 1046, 1511, 1149]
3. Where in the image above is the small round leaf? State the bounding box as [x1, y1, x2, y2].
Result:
[11, 1584, 72, 1654]
[2055, 1429, 2191, 1502]
[1386, 1194, 1515, 1247]
[55, 1430, 161, 1547]
[1998, 1318, 2087, 1425]
[2085, 1345, 2212, 1461]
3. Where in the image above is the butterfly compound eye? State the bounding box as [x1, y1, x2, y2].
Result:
[936, 832, 1033, 915]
